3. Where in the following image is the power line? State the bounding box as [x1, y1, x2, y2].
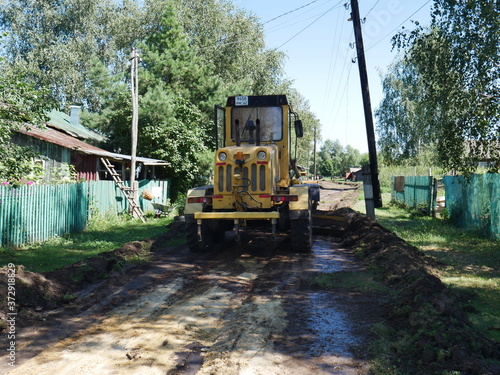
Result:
[364, 0, 380, 18]
[262, 0, 321, 25]
[276, 2, 344, 49]
[365, 0, 432, 53]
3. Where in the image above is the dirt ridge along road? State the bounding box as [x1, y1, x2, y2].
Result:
[3, 222, 385, 375]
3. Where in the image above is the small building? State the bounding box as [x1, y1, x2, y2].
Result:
[345, 167, 362, 181]
[13, 106, 168, 182]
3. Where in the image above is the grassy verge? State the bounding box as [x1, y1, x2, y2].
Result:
[0, 214, 174, 273]
[371, 195, 500, 342]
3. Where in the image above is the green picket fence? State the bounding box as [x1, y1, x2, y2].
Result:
[0, 179, 169, 247]
[443, 174, 500, 240]
[391, 175, 437, 214]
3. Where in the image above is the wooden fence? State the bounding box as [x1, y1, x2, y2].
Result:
[0, 179, 169, 247]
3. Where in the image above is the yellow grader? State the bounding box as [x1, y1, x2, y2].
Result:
[184, 95, 319, 252]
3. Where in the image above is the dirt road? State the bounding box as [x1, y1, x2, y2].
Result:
[7, 232, 384, 375]
[2, 181, 388, 374]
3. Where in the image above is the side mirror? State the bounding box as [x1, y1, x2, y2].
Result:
[294, 120, 303, 138]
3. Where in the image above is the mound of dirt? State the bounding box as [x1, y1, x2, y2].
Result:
[336, 208, 500, 375]
[0, 221, 185, 330]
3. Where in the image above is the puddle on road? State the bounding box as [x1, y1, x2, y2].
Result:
[308, 292, 360, 357]
[309, 238, 364, 273]
[304, 237, 364, 358]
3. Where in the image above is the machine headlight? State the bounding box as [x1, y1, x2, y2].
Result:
[257, 151, 266, 160]
[219, 152, 227, 161]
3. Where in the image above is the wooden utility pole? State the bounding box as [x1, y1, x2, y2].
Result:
[350, 0, 382, 217]
[130, 47, 140, 217]
[313, 126, 317, 179]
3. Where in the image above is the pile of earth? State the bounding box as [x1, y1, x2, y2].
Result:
[335, 207, 500, 375]
[0, 221, 185, 330]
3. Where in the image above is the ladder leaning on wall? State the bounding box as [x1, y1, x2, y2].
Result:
[100, 158, 146, 223]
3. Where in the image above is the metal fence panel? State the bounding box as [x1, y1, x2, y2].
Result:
[443, 174, 500, 240]
[0, 183, 88, 247]
[0, 179, 170, 247]
[392, 175, 435, 213]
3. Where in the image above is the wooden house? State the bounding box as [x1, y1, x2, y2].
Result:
[13, 106, 168, 182]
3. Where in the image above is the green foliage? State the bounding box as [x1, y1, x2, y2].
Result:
[287, 89, 321, 171]
[376, 204, 500, 342]
[0, 144, 43, 184]
[174, 0, 287, 96]
[375, 59, 438, 165]
[0, 0, 152, 111]
[389, 1, 500, 175]
[317, 139, 365, 178]
[0, 35, 52, 183]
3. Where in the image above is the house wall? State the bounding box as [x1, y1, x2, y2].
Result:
[72, 153, 98, 181]
[12, 133, 98, 182]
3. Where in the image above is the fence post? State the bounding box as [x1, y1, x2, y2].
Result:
[432, 178, 438, 218]
[362, 165, 375, 219]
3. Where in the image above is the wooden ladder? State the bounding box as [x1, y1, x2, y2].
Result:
[100, 158, 146, 223]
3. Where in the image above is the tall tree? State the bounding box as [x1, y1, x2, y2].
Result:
[392, 0, 500, 174]
[375, 59, 436, 165]
[0, 45, 52, 182]
[174, 0, 287, 97]
[0, 0, 160, 111]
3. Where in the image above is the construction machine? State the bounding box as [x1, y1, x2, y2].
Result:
[184, 95, 319, 252]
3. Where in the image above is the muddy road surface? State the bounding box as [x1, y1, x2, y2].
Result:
[3, 183, 389, 374]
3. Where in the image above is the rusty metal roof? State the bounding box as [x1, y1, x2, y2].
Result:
[17, 124, 169, 165]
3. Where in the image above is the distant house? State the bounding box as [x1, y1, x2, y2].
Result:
[345, 167, 362, 181]
[464, 140, 500, 170]
[12, 106, 168, 182]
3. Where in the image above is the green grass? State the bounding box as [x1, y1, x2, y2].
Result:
[310, 270, 390, 293]
[374, 200, 500, 342]
[0, 214, 174, 273]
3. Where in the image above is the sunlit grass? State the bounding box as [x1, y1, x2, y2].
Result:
[374, 201, 500, 341]
[0, 215, 174, 273]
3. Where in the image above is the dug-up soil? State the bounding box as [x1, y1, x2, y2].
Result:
[0, 181, 499, 375]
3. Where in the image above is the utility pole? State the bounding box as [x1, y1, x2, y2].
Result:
[130, 47, 140, 217]
[313, 126, 317, 179]
[350, 0, 382, 217]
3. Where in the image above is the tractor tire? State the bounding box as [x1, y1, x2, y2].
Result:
[290, 210, 313, 253]
[186, 221, 214, 252]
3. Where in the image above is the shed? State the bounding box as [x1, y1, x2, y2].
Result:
[13, 108, 168, 182]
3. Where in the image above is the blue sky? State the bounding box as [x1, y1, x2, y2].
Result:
[233, 0, 433, 153]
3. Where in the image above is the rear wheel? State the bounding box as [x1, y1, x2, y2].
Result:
[290, 205, 313, 253]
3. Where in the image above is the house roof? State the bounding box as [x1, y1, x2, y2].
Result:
[17, 124, 169, 166]
[46, 109, 106, 143]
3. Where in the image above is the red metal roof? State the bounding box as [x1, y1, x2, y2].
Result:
[17, 124, 169, 165]
[17, 124, 105, 151]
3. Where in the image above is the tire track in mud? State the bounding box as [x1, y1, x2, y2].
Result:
[6, 232, 385, 375]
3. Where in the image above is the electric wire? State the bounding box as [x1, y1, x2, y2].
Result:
[276, 2, 343, 50]
[262, 0, 321, 25]
[365, 0, 432, 53]
[322, 6, 346, 111]
[364, 0, 380, 18]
